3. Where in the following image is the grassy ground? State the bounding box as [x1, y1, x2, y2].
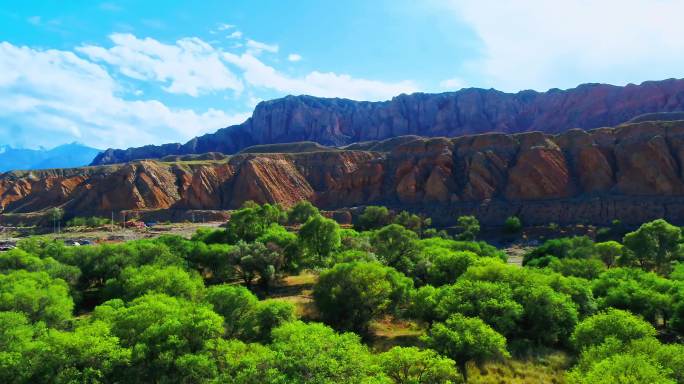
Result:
[268, 272, 318, 319]
[369, 316, 426, 351]
[467, 352, 570, 384]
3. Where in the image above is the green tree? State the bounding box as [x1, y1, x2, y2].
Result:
[592, 268, 674, 325]
[298, 214, 341, 266]
[288, 200, 320, 225]
[0, 312, 133, 384]
[210, 339, 284, 384]
[0, 311, 44, 383]
[455, 216, 480, 241]
[29, 320, 132, 384]
[227, 203, 286, 243]
[371, 224, 420, 277]
[408, 285, 441, 325]
[523, 236, 596, 266]
[568, 353, 675, 384]
[379, 346, 462, 384]
[205, 284, 258, 338]
[461, 261, 580, 345]
[434, 280, 523, 337]
[571, 309, 656, 351]
[313, 262, 413, 333]
[594, 241, 624, 268]
[503, 216, 522, 234]
[424, 314, 509, 381]
[269, 321, 384, 383]
[0, 248, 80, 287]
[191, 227, 229, 244]
[256, 224, 303, 273]
[49, 207, 64, 234]
[513, 284, 579, 345]
[93, 293, 224, 383]
[425, 249, 477, 287]
[0, 271, 74, 327]
[240, 299, 296, 343]
[185, 242, 235, 284]
[104, 264, 205, 301]
[230, 241, 284, 290]
[357, 206, 391, 231]
[667, 286, 684, 334]
[548, 257, 606, 279]
[622, 219, 683, 274]
[394, 211, 427, 235]
[569, 336, 684, 384]
[544, 274, 597, 317]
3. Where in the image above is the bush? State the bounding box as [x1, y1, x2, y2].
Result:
[205, 284, 258, 338]
[298, 215, 341, 266]
[379, 346, 462, 384]
[0, 270, 74, 327]
[356, 206, 391, 231]
[571, 309, 656, 351]
[424, 314, 509, 380]
[455, 216, 480, 241]
[548, 257, 606, 279]
[622, 219, 683, 274]
[104, 265, 205, 301]
[313, 262, 413, 333]
[287, 201, 320, 225]
[504, 216, 522, 234]
[523, 236, 595, 265]
[66, 216, 112, 228]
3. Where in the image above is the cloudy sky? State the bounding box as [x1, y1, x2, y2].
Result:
[1, 0, 684, 149]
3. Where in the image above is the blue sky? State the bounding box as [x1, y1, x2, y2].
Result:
[1, 0, 684, 150]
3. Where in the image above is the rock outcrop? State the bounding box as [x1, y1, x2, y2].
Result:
[92, 78, 684, 165]
[7, 120, 684, 226]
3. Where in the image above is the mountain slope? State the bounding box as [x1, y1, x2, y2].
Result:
[92, 78, 684, 165]
[6, 120, 684, 226]
[0, 143, 101, 172]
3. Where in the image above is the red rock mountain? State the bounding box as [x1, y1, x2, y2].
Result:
[92, 78, 684, 165]
[5, 120, 684, 226]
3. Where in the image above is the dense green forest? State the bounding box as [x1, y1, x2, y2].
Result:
[2, 201, 684, 383]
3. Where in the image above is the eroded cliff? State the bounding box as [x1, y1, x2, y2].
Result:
[92, 78, 684, 165]
[7, 120, 684, 225]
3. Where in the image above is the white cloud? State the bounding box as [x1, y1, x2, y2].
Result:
[224, 52, 417, 101]
[439, 77, 466, 90]
[217, 23, 235, 31]
[227, 31, 243, 39]
[77, 33, 244, 97]
[446, 0, 684, 91]
[287, 53, 302, 62]
[0, 30, 419, 151]
[246, 39, 279, 54]
[0, 42, 248, 149]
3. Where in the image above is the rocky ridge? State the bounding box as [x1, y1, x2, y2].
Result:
[92, 78, 684, 165]
[6, 120, 684, 226]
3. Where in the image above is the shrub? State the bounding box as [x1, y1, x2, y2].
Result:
[504, 216, 522, 234]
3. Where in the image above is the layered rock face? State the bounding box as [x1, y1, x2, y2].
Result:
[92, 78, 684, 165]
[6, 121, 684, 225]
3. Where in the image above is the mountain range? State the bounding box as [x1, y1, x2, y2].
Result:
[4, 119, 684, 226]
[92, 78, 684, 165]
[0, 143, 101, 173]
[5, 78, 684, 226]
